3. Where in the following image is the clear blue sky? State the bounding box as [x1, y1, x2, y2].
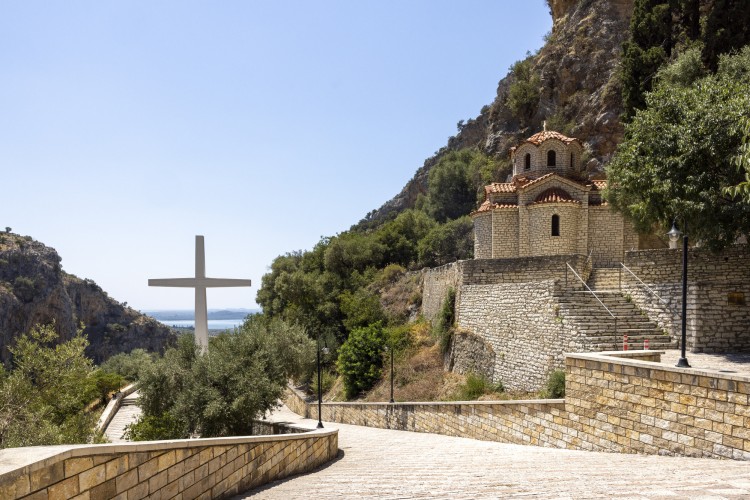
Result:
[1, 1, 551, 310]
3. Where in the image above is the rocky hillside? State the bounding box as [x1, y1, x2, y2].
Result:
[361, 0, 634, 227]
[0, 231, 175, 364]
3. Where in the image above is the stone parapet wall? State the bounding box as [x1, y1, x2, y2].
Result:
[306, 399, 567, 447]
[564, 352, 750, 459]
[0, 425, 338, 499]
[623, 245, 750, 352]
[288, 352, 750, 461]
[422, 255, 589, 323]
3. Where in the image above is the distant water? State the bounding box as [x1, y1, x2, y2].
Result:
[157, 319, 245, 330]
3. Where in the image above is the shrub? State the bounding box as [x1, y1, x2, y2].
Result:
[453, 373, 504, 401]
[337, 323, 386, 399]
[435, 288, 456, 354]
[506, 56, 540, 123]
[543, 369, 566, 398]
[12, 276, 37, 303]
[99, 348, 156, 382]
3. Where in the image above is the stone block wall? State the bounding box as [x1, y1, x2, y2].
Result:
[491, 209, 519, 258]
[623, 245, 750, 352]
[563, 352, 750, 459]
[289, 351, 750, 461]
[527, 204, 580, 256]
[473, 213, 492, 259]
[421, 254, 587, 325]
[587, 207, 635, 266]
[457, 280, 585, 391]
[421, 262, 462, 323]
[0, 426, 338, 500]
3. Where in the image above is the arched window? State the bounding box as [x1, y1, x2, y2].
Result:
[570, 152, 574, 169]
[524, 153, 531, 170]
[547, 150, 556, 167]
[551, 214, 560, 236]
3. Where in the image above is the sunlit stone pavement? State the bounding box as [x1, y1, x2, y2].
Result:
[235, 404, 750, 500]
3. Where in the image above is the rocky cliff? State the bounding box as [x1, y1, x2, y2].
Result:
[360, 0, 634, 227]
[0, 232, 175, 364]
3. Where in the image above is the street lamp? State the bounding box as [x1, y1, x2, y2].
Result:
[667, 221, 690, 368]
[384, 345, 394, 403]
[316, 334, 329, 429]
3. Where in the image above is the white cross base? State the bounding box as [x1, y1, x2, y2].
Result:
[149, 235, 252, 353]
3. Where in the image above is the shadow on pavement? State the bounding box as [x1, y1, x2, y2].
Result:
[237, 449, 346, 498]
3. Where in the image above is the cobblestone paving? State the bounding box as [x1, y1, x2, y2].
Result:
[238, 405, 750, 500]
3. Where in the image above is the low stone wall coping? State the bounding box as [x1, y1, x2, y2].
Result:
[0, 425, 335, 477]
[566, 351, 750, 383]
[321, 399, 565, 407]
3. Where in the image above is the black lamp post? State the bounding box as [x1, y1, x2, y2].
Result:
[384, 345, 394, 403]
[316, 334, 329, 429]
[667, 221, 690, 368]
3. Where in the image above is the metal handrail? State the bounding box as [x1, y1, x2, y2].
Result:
[565, 262, 619, 343]
[619, 263, 668, 305]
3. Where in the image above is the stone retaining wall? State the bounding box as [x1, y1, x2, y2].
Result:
[288, 351, 750, 461]
[623, 245, 750, 352]
[456, 280, 585, 391]
[0, 424, 338, 499]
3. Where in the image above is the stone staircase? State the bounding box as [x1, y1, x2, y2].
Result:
[104, 391, 142, 443]
[556, 268, 677, 351]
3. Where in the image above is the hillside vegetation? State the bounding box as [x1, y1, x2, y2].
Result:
[258, 0, 750, 403]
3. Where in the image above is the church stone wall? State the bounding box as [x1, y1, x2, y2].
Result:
[491, 209, 518, 258]
[587, 206, 631, 265]
[623, 245, 750, 353]
[473, 213, 492, 259]
[528, 204, 579, 256]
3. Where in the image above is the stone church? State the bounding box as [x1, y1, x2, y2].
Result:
[471, 128, 638, 265]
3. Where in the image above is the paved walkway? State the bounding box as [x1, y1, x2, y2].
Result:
[103, 391, 141, 443]
[659, 349, 750, 375]
[237, 405, 750, 500]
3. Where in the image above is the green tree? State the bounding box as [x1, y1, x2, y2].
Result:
[506, 56, 540, 124]
[607, 49, 750, 249]
[702, 0, 750, 71]
[128, 317, 314, 440]
[0, 325, 100, 448]
[417, 216, 474, 268]
[337, 323, 386, 399]
[424, 149, 497, 223]
[99, 348, 157, 382]
[621, 0, 674, 120]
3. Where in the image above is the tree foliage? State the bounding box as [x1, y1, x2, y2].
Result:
[0, 324, 101, 448]
[607, 49, 750, 249]
[621, 0, 674, 121]
[506, 56, 540, 124]
[127, 317, 314, 440]
[417, 216, 474, 267]
[336, 323, 386, 399]
[702, 0, 750, 71]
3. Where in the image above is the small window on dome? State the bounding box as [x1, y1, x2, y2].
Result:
[570, 152, 574, 169]
[551, 214, 560, 236]
[547, 150, 556, 167]
[524, 153, 531, 170]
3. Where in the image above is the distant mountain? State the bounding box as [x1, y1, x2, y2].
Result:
[0, 232, 176, 363]
[145, 309, 258, 321]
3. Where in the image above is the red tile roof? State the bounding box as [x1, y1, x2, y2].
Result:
[532, 188, 580, 205]
[485, 183, 516, 194]
[510, 129, 582, 153]
[591, 180, 607, 190]
[471, 200, 518, 215]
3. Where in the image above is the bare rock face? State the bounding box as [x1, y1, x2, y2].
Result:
[0, 232, 175, 364]
[359, 0, 634, 228]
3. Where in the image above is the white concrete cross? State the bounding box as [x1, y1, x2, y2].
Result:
[148, 235, 252, 353]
